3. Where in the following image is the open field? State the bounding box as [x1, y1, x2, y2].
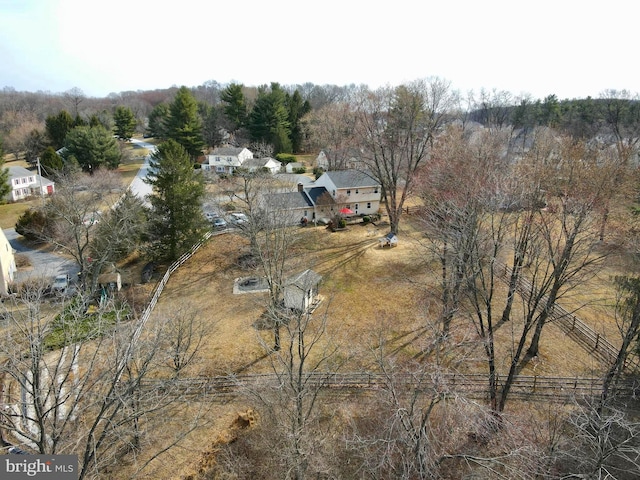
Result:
[128, 214, 635, 478]
[150, 216, 620, 379]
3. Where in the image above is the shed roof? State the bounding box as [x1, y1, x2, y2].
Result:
[285, 269, 322, 291]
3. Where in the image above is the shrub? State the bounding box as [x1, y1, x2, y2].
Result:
[15, 209, 49, 242]
[275, 153, 296, 164]
[362, 216, 371, 224]
[293, 166, 306, 174]
[338, 218, 346, 229]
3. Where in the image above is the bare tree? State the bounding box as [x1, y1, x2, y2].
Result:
[600, 276, 640, 406]
[555, 398, 640, 479]
[0, 289, 207, 479]
[302, 102, 358, 170]
[18, 169, 146, 294]
[355, 78, 457, 234]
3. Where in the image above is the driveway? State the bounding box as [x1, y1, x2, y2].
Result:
[6, 139, 154, 287]
[5, 228, 79, 285]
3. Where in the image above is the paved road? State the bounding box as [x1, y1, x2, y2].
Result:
[6, 139, 156, 286]
[128, 138, 156, 203]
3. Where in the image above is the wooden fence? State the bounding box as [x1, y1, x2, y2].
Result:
[142, 372, 640, 403]
[495, 262, 623, 366]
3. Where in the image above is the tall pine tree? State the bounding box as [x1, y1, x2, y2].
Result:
[145, 139, 206, 261]
[248, 83, 292, 154]
[220, 83, 248, 132]
[164, 86, 204, 159]
[113, 105, 137, 141]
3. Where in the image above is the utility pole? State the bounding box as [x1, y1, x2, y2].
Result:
[36, 157, 44, 205]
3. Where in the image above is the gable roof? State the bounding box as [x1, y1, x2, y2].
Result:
[324, 170, 378, 188]
[243, 157, 281, 168]
[8, 166, 35, 179]
[264, 191, 313, 210]
[305, 186, 332, 205]
[285, 269, 322, 290]
[210, 146, 248, 156]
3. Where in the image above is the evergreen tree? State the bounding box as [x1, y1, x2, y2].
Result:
[39, 146, 64, 176]
[45, 110, 75, 149]
[147, 103, 169, 138]
[113, 105, 137, 141]
[220, 83, 248, 131]
[200, 103, 225, 148]
[63, 125, 121, 172]
[248, 83, 292, 154]
[144, 139, 207, 261]
[287, 90, 311, 153]
[164, 86, 204, 159]
[0, 137, 9, 202]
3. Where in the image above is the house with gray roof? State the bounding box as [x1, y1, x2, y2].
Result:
[242, 157, 282, 174]
[313, 170, 380, 217]
[7, 166, 55, 202]
[202, 146, 253, 174]
[260, 169, 380, 224]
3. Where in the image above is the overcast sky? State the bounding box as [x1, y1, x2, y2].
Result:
[1, 0, 637, 101]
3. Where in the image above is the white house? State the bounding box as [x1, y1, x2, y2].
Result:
[0, 228, 16, 295]
[261, 169, 381, 224]
[313, 170, 381, 217]
[7, 166, 55, 202]
[285, 162, 305, 174]
[202, 147, 253, 174]
[242, 157, 282, 174]
[284, 269, 322, 312]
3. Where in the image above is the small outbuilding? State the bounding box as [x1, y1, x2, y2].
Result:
[379, 232, 398, 248]
[97, 271, 122, 292]
[284, 269, 322, 312]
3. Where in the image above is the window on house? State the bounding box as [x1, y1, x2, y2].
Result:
[29, 176, 34, 183]
[374, 187, 379, 193]
[21, 178, 27, 184]
[346, 190, 351, 196]
[367, 202, 371, 209]
[216, 157, 220, 161]
[355, 189, 359, 194]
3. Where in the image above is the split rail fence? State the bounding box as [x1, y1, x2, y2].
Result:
[132, 230, 639, 405]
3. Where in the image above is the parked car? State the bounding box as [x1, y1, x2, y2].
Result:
[52, 274, 70, 291]
[204, 212, 216, 222]
[229, 212, 248, 225]
[212, 217, 227, 228]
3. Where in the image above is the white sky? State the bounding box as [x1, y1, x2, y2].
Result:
[1, 0, 637, 100]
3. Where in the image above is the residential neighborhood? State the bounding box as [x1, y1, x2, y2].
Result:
[7, 165, 55, 202]
[1, 78, 640, 480]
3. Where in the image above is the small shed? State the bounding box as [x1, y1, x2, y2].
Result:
[97, 272, 122, 292]
[379, 232, 398, 248]
[284, 269, 322, 312]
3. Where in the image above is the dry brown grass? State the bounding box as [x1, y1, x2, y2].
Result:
[133, 215, 632, 479]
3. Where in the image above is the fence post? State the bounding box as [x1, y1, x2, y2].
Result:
[595, 333, 600, 350]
